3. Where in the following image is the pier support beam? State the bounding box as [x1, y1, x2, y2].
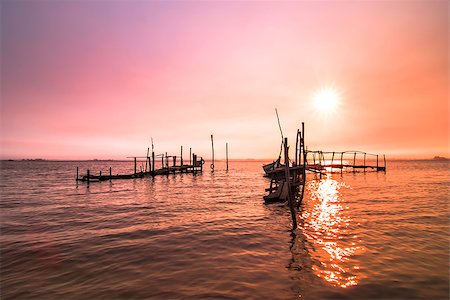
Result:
[226, 142, 229, 172]
[284, 137, 297, 230]
[210, 134, 215, 172]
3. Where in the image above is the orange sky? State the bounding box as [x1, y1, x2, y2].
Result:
[1, 1, 448, 160]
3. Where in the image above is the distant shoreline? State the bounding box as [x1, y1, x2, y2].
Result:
[1, 157, 449, 162]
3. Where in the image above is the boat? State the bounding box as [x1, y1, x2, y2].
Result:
[263, 157, 282, 175]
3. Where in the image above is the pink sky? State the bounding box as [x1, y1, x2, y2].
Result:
[1, 1, 448, 160]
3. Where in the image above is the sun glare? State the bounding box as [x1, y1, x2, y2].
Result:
[312, 86, 341, 115]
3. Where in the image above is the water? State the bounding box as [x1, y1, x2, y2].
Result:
[1, 160, 449, 299]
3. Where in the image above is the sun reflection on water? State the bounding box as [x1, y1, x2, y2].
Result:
[301, 177, 363, 288]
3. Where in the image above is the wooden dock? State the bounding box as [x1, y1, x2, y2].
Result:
[76, 149, 204, 183]
[305, 150, 386, 173]
[262, 121, 387, 230]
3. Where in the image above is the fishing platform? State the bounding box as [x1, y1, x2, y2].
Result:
[262, 121, 387, 230]
[76, 147, 205, 183]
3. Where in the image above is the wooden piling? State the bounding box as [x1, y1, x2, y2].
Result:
[134, 157, 137, 175]
[364, 153, 367, 173]
[295, 129, 299, 166]
[76, 167, 78, 181]
[283, 137, 297, 230]
[226, 142, 229, 171]
[109, 167, 112, 181]
[383, 154, 386, 170]
[331, 152, 335, 172]
[353, 152, 357, 172]
[152, 151, 155, 172]
[165, 152, 168, 168]
[298, 122, 307, 210]
[189, 148, 192, 165]
[377, 155, 379, 169]
[87, 169, 90, 184]
[181, 146, 183, 166]
[210, 134, 215, 172]
[146, 148, 150, 172]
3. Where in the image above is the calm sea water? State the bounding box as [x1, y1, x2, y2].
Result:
[1, 159, 449, 299]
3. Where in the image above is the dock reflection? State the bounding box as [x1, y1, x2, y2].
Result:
[301, 176, 363, 288]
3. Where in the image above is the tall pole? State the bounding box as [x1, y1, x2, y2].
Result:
[284, 137, 297, 230]
[226, 142, 229, 171]
[211, 134, 215, 172]
[295, 129, 299, 166]
[146, 147, 150, 172]
[152, 151, 155, 172]
[180, 146, 183, 166]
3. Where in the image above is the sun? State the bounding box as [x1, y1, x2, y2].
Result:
[312, 86, 341, 114]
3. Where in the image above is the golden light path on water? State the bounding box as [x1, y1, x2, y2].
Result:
[301, 176, 364, 288]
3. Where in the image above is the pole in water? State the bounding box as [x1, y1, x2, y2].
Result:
[134, 157, 137, 175]
[210, 134, 215, 172]
[181, 146, 183, 166]
[109, 167, 112, 181]
[364, 153, 367, 173]
[383, 154, 386, 170]
[189, 147, 192, 165]
[87, 169, 90, 184]
[76, 166, 79, 181]
[226, 142, 229, 172]
[146, 147, 150, 172]
[283, 137, 297, 230]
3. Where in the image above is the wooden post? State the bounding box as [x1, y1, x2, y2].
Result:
[340, 152, 344, 174]
[295, 129, 299, 166]
[364, 153, 367, 173]
[383, 154, 386, 170]
[284, 137, 297, 230]
[99, 171, 102, 177]
[189, 148, 192, 165]
[146, 147, 150, 172]
[134, 157, 137, 175]
[173, 156, 176, 167]
[210, 134, 215, 172]
[377, 155, 379, 170]
[87, 169, 90, 184]
[165, 152, 168, 168]
[226, 142, 229, 171]
[200, 156, 203, 172]
[353, 152, 356, 172]
[109, 167, 112, 181]
[180, 146, 183, 166]
[76, 167, 79, 181]
[298, 122, 307, 210]
[330, 152, 335, 173]
[161, 155, 164, 169]
[152, 151, 155, 172]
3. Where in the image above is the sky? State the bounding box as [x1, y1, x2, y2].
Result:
[1, 0, 448, 160]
